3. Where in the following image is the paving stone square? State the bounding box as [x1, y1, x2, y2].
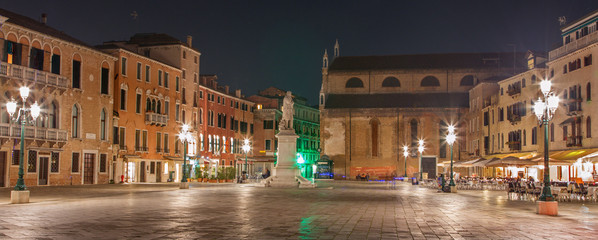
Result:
[0, 181, 597, 239]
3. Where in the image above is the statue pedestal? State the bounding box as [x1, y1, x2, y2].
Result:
[265, 130, 315, 188]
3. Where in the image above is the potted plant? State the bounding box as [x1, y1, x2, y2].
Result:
[226, 167, 235, 182]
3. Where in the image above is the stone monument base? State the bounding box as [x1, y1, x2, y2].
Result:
[179, 182, 189, 189]
[537, 201, 558, 216]
[11, 190, 30, 204]
[450, 186, 458, 193]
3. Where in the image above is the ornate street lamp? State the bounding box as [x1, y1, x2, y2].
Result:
[446, 125, 457, 191]
[403, 145, 409, 177]
[178, 124, 193, 188]
[418, 139, 425, 180]
[242, 139, 251, 181]
[533, 79, 559, 202]
[6, 86, 40, 203]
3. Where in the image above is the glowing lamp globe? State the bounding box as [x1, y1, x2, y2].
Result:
[534, 99, 545, 119]
[547, 94, 559, 113]
[447, 125, 455, 134]
[6, 100, 17, 116]
[446, 132, 456, 146]
[30, 101, 40, 119]
[19, 86, 30, 100]
[540, 80, 551, 96]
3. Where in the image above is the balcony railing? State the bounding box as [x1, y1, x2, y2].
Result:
[164, 148, 170, 154]
[145, 112, 167, 126]
[0, 123, 67, 142]
[566, 136, 582, 147]
[507, 87, 521, 96]
[508, 114, 521, 124]
[118, 145, 127, 151]
[549, 31, 598, 61]
[566, 99, 582, 115]
[0, 62, 69, 89]
[135, 146, 148, 152]
[507, 141, 521, 151]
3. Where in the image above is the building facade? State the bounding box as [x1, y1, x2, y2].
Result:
[0, 9, 116, 186]
[249, 87, 320, 178]
[98, 44, 182, 183]
[319, 42, 526, 180]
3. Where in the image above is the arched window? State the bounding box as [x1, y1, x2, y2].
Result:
[382, 77, 400, 87]
[587, 82, 592, 101]
[531, 75, 537, 84]
[421, 76, 440, 87]
[410, 119, 418, 149]
[460, 75, 474, 86]
[345, 77, 364, 88]
[157, 101, 162, 114]
[146, 98, 151, 112]
[370, 119, 379, 157]
[152, 99, 156, 112]
[72, 105, 79, 138]
[523, 130, 526, 146]
[49, 102, 58, 129]
[100, 109, 106, 140]
[320, 95, 324, 105]
[439, 121, 447, 158]
[587, 117, 592, 138]
[522, 78, 526, 88]
[550, 123, 554, 142]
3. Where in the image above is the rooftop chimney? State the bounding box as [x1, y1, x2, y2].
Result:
[235, 89, 242, 98]
[41, 13, 47, 24]
[186, 35, 192, 48]
[224, 86, 230, 94]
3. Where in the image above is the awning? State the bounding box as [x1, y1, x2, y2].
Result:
[122, 154, 141, 159]
[531, 148, 598, 163]
[453, 158, 485, 167]
[482, 152, 537, 161]
[163, 156, 183, 162]
[559, 116, 580, 125]
[485, 157, 537, 167]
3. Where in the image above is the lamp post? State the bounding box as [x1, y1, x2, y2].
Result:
[446, 125, 457, 192]
[178, 124, 192, 189]
[533, 79, 559, 203]
[6, 87, 40, 203]
[402, 145, 409, 177]
[418, 139, 425, 180]
[242, 139, 250, 181]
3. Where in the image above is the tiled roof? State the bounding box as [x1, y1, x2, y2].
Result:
[128, 33, 182, 46]
[0, 8, 90, 47]
[328, 52, 527, 71]
[325, 93, 469, 109]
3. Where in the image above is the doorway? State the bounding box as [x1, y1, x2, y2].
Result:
[84, 153, 95, 184]
[0, 151, 6, 187]
[156, 162, 162, 182]
[140, 161, 146, 182]
[38, 156, 49, 185]
[421, 157, 437, 179]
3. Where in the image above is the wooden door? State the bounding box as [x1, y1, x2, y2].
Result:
[421, 157, 437, 179]
[38, 156, 49, 185]
[140, 161, 146, 182]
[0, 151, 5, 187]
[84, 153, 95, 184]
[156, 162, 162, 182]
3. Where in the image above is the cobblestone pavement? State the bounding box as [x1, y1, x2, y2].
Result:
[0, 181, 597, 239]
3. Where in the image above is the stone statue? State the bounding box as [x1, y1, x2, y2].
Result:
[280, 91, 294, 130]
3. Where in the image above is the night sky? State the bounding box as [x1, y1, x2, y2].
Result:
[2, 0, 598, 105]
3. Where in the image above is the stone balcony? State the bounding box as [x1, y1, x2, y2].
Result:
[0, 123, 67, 142]
[0, 62, 69, 89]
[549, 31, 598, 61]
[145, 112, 167, 126]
